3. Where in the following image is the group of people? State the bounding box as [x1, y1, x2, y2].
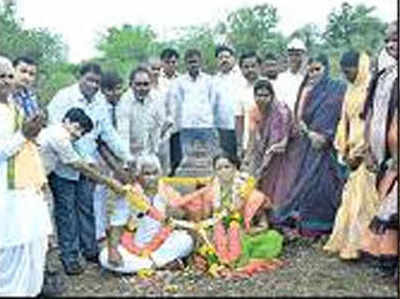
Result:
[0, 18, 397, 296]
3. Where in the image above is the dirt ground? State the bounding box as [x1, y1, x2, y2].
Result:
[47, 236, 397, 297]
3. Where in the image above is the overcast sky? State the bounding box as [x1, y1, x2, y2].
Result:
[15, 0, 397, 63]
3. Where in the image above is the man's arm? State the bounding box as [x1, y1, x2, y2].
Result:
[0, 131, 26, 163]
[0, 114, 43, 162]
[99, 105, 132, 164]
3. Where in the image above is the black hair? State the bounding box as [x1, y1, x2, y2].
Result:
[184, 48, 202, 61]
[129, 66, 152, 85]
[79, 63, 102, 77]
[63, 107, 93, 134]
[160, 48, 180, 60]
[101, 71, 123, 90]
[307, 53, 330, 75]
[340, 50, 360, 68]
[254, 78, 275, 98]
[12, 56, 37, 68]
[215, 45, 235, 58]
[264, 52, 277, 61]
[212, 152, 240, 170]
[239, 51, 261, 67]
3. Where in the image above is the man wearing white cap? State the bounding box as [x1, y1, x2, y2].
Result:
[274, 38, 308, 114]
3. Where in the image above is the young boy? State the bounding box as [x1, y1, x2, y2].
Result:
[37, 107, 121, 275]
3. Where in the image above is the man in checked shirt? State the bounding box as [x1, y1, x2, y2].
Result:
[12, 56, 41, 118]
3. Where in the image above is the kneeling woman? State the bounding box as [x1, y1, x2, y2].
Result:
[99, 154, 193, 273]
[242, 78, 302, 220]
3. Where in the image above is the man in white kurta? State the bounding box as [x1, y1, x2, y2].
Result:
[235, 52, 261, 155]
[0, 57, 52, 296]
[273, 38, 308, 114]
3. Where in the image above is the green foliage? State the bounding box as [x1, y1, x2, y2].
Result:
[37, 62, 78, 105]
[224, 3, 279, 55]
[96, 24, 163, 77]
[0, 2, 74, 104]
[322, 2, 387, 77]
[1, 1, 390, 99]
[171, 25, 218, 74]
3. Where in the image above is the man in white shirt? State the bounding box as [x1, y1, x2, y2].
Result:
[274, 38, 308, 113]
[46, 63, 132, 275]
[213, 45, 245, 158]
[92, 71, 127, 242]
[166, 49, 218, 176]
[235, 51, 262, 157]
[117, 67, 171, 160]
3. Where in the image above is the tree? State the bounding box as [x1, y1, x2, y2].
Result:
[0, 2, 74, 104]
[96, 24, 163, 77]
[222, 4, 281, 56]
[170, 24, 218, 74]
[322, 2, 387, 76]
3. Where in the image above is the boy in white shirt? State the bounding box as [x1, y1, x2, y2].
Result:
[37, 107, 121, 275]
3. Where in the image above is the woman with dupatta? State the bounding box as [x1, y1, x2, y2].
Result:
[242, 78, 302, 220]
[273, 54, 347, 238]
[163, 153, 284, 277]
[360, 21, 398, 278]
[323, 51, 380, 260]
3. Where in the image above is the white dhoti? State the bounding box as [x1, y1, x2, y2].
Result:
[0, 190, 52, 296]
[94, 184, 108, 240]
[99, 230, 193, 273]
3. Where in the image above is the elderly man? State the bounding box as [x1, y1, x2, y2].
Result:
[235, 51, 262, 157]
[12, 56, 41, 117]
[0, 56, 51, 296]
[213, 45, 245, 158]
[166, 49, 218, 176]
[274, 38, 308, 113]
[46, 63, 132, 275]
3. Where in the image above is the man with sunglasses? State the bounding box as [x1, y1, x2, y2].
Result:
[117, 67, 169, 160]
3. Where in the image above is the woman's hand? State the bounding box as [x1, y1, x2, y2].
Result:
[308, 131, 328, 150]
[365, 153, 379, 173]
[346, 156, 363, 170]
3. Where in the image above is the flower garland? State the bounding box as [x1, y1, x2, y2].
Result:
[121, 226, 173, 257]
[207, 174, 257, 271]
[160, 176, 212, 186]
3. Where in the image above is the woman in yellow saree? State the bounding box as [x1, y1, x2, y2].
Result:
[323, 51, 380, 260]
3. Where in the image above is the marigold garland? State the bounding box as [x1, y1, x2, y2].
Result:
[121, 226, 173, 256]
[160, 176, 212, 186]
